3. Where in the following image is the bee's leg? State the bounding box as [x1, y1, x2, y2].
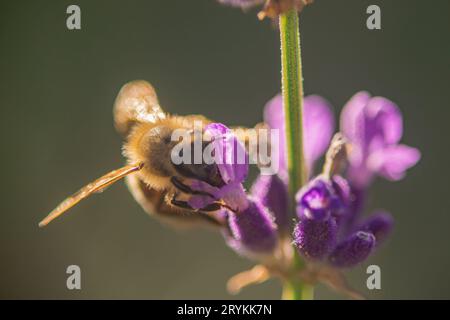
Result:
[168, 193, 226, 227]
[170, 177, 195, 194]
[169, 181, 238, 215]
[170, 176, 214, 197]
[169, 194, 195, 210]
[169, 193, 221, 212]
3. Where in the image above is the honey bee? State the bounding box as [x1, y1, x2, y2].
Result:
[39, 80, 265, 229]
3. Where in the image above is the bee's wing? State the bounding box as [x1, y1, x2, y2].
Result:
[113, 80, 167, 136]
[39, 163, 143, 227]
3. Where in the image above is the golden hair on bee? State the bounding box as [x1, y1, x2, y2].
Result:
[123, 115, 209, 191]
[39, 80, 227, 229]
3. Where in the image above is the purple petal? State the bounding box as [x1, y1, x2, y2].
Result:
[297, 181, 332, 220]
[187, 180, 220, 210]
[205, 122, 229, 136]
[346, 165, 373, 189]
[293, 217, 338, 260]
[225, 198, 278, 254]
[341, 92, 403, 147]
[368, 144, 421, 181]
[303, 95, 335, 171]
[366, 96, 403, 145]
[263, 94, 334, 175]
[340, 92, 419, 187]
[188, 195, 215, 210]
[187, 123, 250, 212]
[357, 211, 394, 244]
[263, 95, 287, 175]
[295, 177, 343, 221]
[251, 174, 290, 232]
[329, 231, 375, 268]
[218, 182, 249, 212]
[340, 91, 371, 146]
[331, 175, 352, 211]
[187, 180, 249, 212]
[340, 184, 366, 233]
[217, 0, 264, 9]
[205, 123, 248, 184]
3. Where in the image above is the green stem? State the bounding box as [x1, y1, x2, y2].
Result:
[279, 9, 307, 195]
[282, 250, 314, 300]
[282, 280, 314, 300]
[279, 9, 311, 300]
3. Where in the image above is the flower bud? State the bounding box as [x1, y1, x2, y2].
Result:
[225, 198, 278, 255]
[329, 231, 375, 268]
[293, 217, 338, 260]
[358, 211, 393, 244]
[251, 174, 289, 232]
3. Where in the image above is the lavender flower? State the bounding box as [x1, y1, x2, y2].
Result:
[217, 0, 314, 19]
[217, 0, 265, 9]
[251, 174, 290, 232]
[210, 0, 420, 296]
[178, 123, 280, 257]
[328, 231, 375, 268]
[187, 123, 249, 212]
[178, 91, 417, 293]
[169, 122, 276, 258]
[293, 217, 337, 260]
[264, 94, 335, 179]
[340, 91, 421, 188]
[356, 211, 394, 245]
[330, 175, 353, 219]
[225, 197, 278, 255]
[295, 176, 345, 221]
[293, 175, 378, 268]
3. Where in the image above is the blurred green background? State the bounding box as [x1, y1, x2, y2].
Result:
[0, 0, 449, 299]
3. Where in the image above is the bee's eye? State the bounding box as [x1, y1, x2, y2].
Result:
[174, 162, 224, 187]
[173, 140, 224, 187]
[162, 134, 171, 144]
[144, 126, 174, 151]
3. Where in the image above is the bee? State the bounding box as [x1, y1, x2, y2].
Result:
[39, 80, 265, 229]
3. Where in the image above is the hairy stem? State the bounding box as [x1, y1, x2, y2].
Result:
[279, 8, 312, 300]
[279, 8, 307, 195]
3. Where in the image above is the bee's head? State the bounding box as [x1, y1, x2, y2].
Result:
[123, 123, 176, 186]
[124, 120, 224, 190]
